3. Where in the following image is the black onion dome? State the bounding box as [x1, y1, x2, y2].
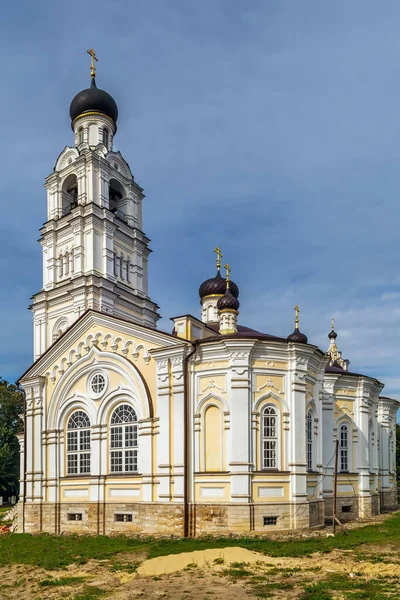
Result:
[328, 329, 337, 340]
[287, 328, 308, 344]
[217, 287, 240, 312]
[199, 271, 239, 299]
[70, 78, 118, 126]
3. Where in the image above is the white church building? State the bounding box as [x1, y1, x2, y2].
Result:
[17, 55, 399, 535]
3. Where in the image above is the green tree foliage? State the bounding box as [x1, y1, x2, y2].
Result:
[0, 379, 24, 497]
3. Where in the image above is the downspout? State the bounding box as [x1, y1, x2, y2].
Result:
[183, 341, 197, 538]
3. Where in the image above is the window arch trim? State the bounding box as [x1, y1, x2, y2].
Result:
[260, 403, 281, 470]
[306, 409, 313, 471]
[338, 421, 351, 473]
[66, 409, 91, 475]
[109, 402, 138, 474]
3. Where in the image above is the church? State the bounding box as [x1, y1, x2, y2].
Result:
[16, 52, 399, 536]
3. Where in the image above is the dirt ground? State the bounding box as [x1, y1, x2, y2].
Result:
[1, 516, 400, 599]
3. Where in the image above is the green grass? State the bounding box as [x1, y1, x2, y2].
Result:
[72, 587, 106, 600]
[39, 576, 87, 587]
[0, 513, 398, 572]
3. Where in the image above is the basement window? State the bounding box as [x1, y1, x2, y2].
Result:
[115, 513, 133, 522]
[341, 505, 352, 513]
[67, 512, 82, 521]
[263, 516, 278, 526]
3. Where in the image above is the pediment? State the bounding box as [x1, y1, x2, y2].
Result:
[106, 151, 132, 179]
[54, 146, 79, 172]
[20, 310, 188, 384]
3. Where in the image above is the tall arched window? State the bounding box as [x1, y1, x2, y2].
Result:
[66, 410, 91, 475]
[261, 405, 278, 469]
[78, 127, 84, 144]
[110, 404, 138, 473]
[306, 410, 313, 471]
[339, 423, 349, 472]
[102, 127, 109, 148]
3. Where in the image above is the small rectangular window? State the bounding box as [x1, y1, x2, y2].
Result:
[67, 512, 82, 521]
[342, 505, 352, 513]
[114, 513, 133, 522]
[263, 516, 278, 526]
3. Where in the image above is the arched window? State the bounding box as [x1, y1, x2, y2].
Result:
[78, 127, 84, 144]
[261, 405, 278, 469]
[306, 410, 313, 471]
[110, 404, 138, 473]
[66, 410, 91, 475]
[339, 423, 349, 472]
[102, 127, 109, 148]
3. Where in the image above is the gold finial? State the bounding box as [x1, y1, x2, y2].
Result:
[224, 263, 231, 288]
[87, 48, 98, 79]
[214, 246, 223, 270]
[294, 305, 299, 329]
[331, 317, 335, 330]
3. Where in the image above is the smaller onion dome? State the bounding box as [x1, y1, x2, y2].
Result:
[287, 305, 308, 343]
[287, 328, 308, 344]
[328, 318, 337, 340]
[199, 270, 239, 300]
[217, 287, 240, 312]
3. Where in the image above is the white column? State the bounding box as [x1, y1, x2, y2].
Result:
[224, 341, 255, 503]
[17, 433, 25, 500]
[321, 377, 337, 504]
[155, 357, 171, 501]
[288, 349, 308, 527]
[171, 355, 186, 501]
[356, 382, 372, 513]
[138, 419, 153, 501]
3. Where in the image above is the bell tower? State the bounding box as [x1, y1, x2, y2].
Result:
[31, 51, 160, 360]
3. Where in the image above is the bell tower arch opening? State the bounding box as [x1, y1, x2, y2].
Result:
[61, 174, 78, 215]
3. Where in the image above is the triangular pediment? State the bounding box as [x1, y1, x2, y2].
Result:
[20, 309, 189, 383]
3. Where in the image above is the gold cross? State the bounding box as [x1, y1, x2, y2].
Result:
[331, 316, 335, 330]
[294, 305, 299, 329]
[87, 48, 98, 78]
[224, 263, 231, 283]
[214, 246, 223, 270]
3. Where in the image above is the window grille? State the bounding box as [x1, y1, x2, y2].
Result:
[66, 410, 91, 475]
[110, 404, 138, 473]
[261, 406, 278, 469]
[67, 513, 83, 521]
[263, 516, 278, 526]
[307, 410, 313, 471]
[90, 372, 106, 395]
[339, 424, 349, 472]
[114, 513, 133, 522]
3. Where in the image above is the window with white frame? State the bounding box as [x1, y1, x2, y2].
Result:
[261, 405, 278, 469]
[110, 404, 138, 473]
[306, 410, 313, 471]
[78, 127, 84, 144]
[66, 410, 91, 475]
[339, 423, 349, 472]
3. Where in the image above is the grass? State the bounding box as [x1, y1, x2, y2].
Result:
[0, 513, 399, 570]
[72, 587, 106, 600]
[39, 576, 87, 587]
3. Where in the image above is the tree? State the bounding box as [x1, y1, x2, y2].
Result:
[396, 423, 400, 483]
[0, 379, 24, 498]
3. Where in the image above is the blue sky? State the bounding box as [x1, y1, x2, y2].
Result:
[1, 1, 400, 398]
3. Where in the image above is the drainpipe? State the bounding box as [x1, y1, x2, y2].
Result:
[183, 342, 197, 538]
